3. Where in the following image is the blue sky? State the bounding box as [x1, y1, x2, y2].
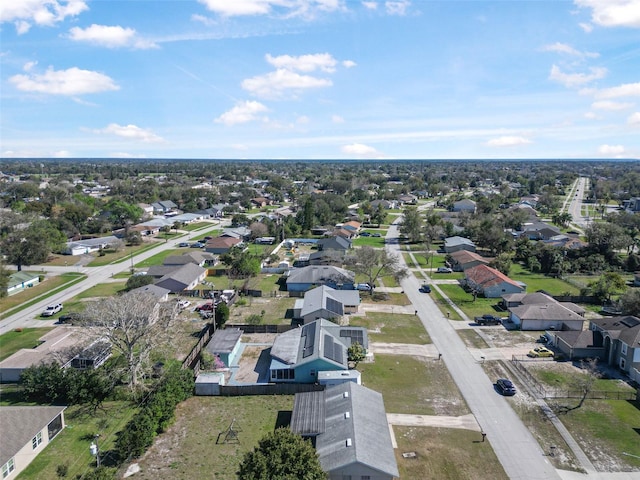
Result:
[1, 0, 639, 160]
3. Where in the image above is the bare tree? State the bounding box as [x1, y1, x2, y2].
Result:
[556, 358, 602, 414]
[346, 246, 408, 292]
[84, 292, 178, 390]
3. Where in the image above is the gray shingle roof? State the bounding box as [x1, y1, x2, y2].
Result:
[286, 266, 355, 285]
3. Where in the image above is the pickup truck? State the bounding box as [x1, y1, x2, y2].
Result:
[474, 314, 501, 326]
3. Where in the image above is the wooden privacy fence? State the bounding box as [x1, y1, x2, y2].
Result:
[219, 383, 324, 396]
[182, 323, 215, 375]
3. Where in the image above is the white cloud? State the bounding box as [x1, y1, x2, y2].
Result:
[574, 0, 640, 29]
[385, 0, 410, 16]
[341, 143, 383, 158]
[628, 112, 640, 124]
[23, 61, 37, 71]
[9, 66, 119, 95]
[242, 68, 332, 99]
[53, 150, 71, 158]
[486, 136, 532, 147]
[542, 42, 599, 58]
[266, 53, 338, 73]
[579, 22, 593, 33]
[598, 144, 626, 155]
[595, 82, 640, 99]
[342, 60, 357, 68]
[591, 100, 633, 110]
[362, 1, 378, 10]
[68, 24, 157, 49]
[215, 100, 269, 125]
[297, 115, 310, 124]
[584, 111, 599, 119]
[548, 64, 607, 88]
[109, 152, 148, 158]
[197, 0, 342, 17]
[332, 114, 345, 123]
[94, 123, 165, 143]
[1, 0, 88, 34]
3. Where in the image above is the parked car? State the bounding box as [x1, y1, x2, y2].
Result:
[372, 233, 382, 237]
[436, 267, 453, 273]
[178, 242, 190, 247]
[474, 314, 502, 326]
[177, 300, 191, 309]
[195, 303, 215, 312]
[41, 303, 63, 317]
[360, 232, 371, 237]
[356, 283, 372, 291]
[190, 242, 204, 248]
[527, 346, 554, 358]
[419, 284, 431, 293]
[496, 378, 516, 396]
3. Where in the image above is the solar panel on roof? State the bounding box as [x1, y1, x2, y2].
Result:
[324, 334, 344, 364]
[340, 329, 364, 345]
[621, 317, 640, 328]
[302, 323, 316, 358]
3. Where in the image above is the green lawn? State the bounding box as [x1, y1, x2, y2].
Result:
[62, 282, 127, 313]
[358, 354, 469, 416]
[1, 272, 86, 315]
[509, 264, 580, 295]
[181, 222, 212, 231]
[0, 327, 54, 361]
[135, 248, 186, 268]
[436, 284, 501, 319]
[352, 236, 386, 247]
[87, 242, 162, 267]
[17, 401, 139, 480]
[349, 312, 431, 344]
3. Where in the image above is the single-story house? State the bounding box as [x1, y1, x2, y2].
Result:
[444, 236, 476, 254]
[397, 193, 417, 205]
[517, 222, 561, 241]
[205, 328, 243, 368]
[463, 264, 525, 298]
[370, 199, 397, 210]
[590, 317, 640, 383]
[151, 200, 178, 214]
[286, 266, 356, 293]
[308, 250, 345, 266]
[128, 284, 171, 302]
[293, 286, 361, 324]
[268, 320, 367, 383]
[452, 199, 477, 213]
[317, 236, 352, 252]
[332, 228, 357, 239]
[195, 205, 225, 219]
[163, 251, 216, 267]
[64, 236, 120, 256]
[137, 203, 154, 217]
[543, 235, 587, 250]
[6, 272, 40, 296]
[205, 236, 242, 255]
[502, 292, 585, 331]
[155, 263, 207, 293]
[1, 406, 66, 479]
[221, 227, 252, 241]
[340, 220, 361, 232]
[290, 383, 399, 480]
[168, 212, 204, 224]
[448, 250, 491, 272]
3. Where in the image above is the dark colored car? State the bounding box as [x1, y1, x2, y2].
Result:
[195, 303, 215, 312]
[57, 312, 83, 325]
[496, 378, 516, 396]
[419, 284, 431, 293]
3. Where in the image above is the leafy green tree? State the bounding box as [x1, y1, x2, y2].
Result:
[399, 206, 423, 243]
[347, 342, 366, 366]
[347, 246, 407, 292]
[104, 199, 143, 228]
[125, 274, 154, 291]
[587, 272, 626, 303]
[215, 302, 229, 328]
[0, 260, 10, 298]
[1, 219, 66, 270]
[489, 253, 513, 276]
[237, 428, 326, 480]
[620, 288, 640, 316]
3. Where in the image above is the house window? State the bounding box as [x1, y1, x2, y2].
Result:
[620, 358, 626, 369]
[2, 458, 15, 478]
[32, 431, 42, 449]
[621, 343, 627, 355]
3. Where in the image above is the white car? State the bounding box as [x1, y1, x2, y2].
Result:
[41, 303, 63, 317]
[177, 300, 191, 309]
[436, 267, 453, 273]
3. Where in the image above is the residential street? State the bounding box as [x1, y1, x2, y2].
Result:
[386, 221, 562, 480]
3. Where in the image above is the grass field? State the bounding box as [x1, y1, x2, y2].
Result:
[87, 241, 162, 267]
[133, 395, 294, 479]
[352, 236, 386, 247]
[349, 312, 431, 344]
[437, 284, 501, 319]
[134, 248, 186, 268]
[0, 327, 54, 361]
[358, 354, 469, 416]
[17, 402, 139, 480]
[0, 272, 86, 314]
[509, 264, 580, 295]
[227, 296, 296, 325]
[394, 426, 509, 480]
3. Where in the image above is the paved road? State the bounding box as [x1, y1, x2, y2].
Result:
[386, 222, 561, 480]
[0, 222, 224, 336]
[566, 177, 590, 229]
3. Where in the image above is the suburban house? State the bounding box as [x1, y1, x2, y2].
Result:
[293, 286, 361, 324]
[550, 330, 605, 362]
[137, 202, 155, 218]
[151, 200, 178, 214]
[163, 251, 216, 267]
[195, 205, 225, 219]
[129, 284, 171, 301]
[205, 236, 242, 255]
[168, 212, 205, 224]
[463, 265, 525, 298]
[341, 220, 362, 233]
[317, 236, 352, 252]
[64, 236, 120, 256]
[543, 235, 587, 250]
[397, 193, 417, 205]
[1, 406, 66, 479]
[154, 263, 207, 293]
[332, 228, 357, 239]
[444, 236, 476, 254]
[286, 266, 356, 294]
[448, 250, 491, 272]
[517, 222, 561, 241]
[501, 292, 585, 331]
[221, 227, 252, 241]
[452, 198, 477, 213]
[308, 250, 345, 266]
[268, 320, 367, 383]
[290, 383, 399, 480]
[590, 317, 640, 383]
[623, 197, 640, 213]
[6, 271, 40, 296]
[370, 199, 397, 210]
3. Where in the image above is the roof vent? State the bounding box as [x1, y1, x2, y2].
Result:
[344, 412, 350, 419]
[346, 438, 352, 447]
[343, 392, 349, 398]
